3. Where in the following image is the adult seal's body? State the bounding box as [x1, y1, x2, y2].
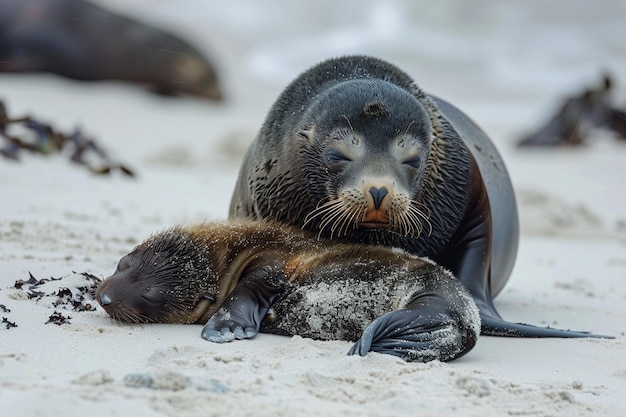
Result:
[96, 220, 480, 363]
[230, 55, 607, 338]
[0, 0, 222, 99]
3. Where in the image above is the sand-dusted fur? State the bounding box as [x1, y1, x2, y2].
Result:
[97, 220, 480, 362]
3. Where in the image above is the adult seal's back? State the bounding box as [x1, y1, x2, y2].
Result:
[230, 55, 607, 338]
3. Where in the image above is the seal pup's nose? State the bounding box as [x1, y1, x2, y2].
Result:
[99, 293, 112, 306]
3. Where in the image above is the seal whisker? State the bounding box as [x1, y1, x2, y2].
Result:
[335, 200, 359, 235]
[401, 206, 423, 237]
[392, 201, 415, 236]
[329, 212, 348, 238]
[310, 200, 344, 219]
[318, 201, 351, 239]
[412, 201, 432, 219]
[336, 204, 361, 237]
[398, 210, 416, 237]
[344, 205, 365, 235]
[398, 208, 420, 237]
[115, 310, 147, 324]
[407, 203, 432, 237]
[303, 199, 341, 228]
[342, 114, 356, 137]
[329, 201, 358, 239]
[402, 120, 416, 137]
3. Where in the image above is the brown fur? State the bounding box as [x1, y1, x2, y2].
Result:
[96, 219, 481, 362]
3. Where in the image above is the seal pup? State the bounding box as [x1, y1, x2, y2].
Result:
[96, 220, 480, 363]
[230, 55, 609, 338]
[0, 0, 222, 100]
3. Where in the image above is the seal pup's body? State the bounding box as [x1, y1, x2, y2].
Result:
[96, 220, 480, 363]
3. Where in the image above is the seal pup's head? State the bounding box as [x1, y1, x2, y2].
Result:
[297, 79, 434, 239]
[96, 227, 220, 324]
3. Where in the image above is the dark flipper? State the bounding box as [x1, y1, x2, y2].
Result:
[475, 294, 614, 338]
[480, 310, 614, 339]
[348, 293, 479, 362]
[201, 266, 285, 343]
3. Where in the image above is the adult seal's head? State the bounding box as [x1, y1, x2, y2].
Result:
[230, 55, 611, 339]
[296, 79, 435, 237]
[231, 56, 469, 256]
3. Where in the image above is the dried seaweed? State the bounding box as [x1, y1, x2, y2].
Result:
[13, 271, 103, 322]
[2, 317, 17, 329]
[13, 271, 41, 289]
[46, 311, 72, 325]
[1, 100, 136, 176]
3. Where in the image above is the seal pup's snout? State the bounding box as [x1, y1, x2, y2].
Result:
[99, 292, 112, 306]
[95, 278, 113, 308]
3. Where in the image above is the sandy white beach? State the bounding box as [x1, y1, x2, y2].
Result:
[1, 1, 625, 416]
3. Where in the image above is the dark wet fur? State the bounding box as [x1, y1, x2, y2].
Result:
[230, 55, 612, 339]
[232, 56, 470, 258]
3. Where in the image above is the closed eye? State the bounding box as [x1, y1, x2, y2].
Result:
[403, 157, 421, 168]
[140, 287, 165, 305]
[326, 149, 351, 163]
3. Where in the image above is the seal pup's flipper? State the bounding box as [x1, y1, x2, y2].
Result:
[348, 293, 480, 362]
[201, 266, 285, 343]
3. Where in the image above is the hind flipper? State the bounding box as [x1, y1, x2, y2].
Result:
[348, 293, 479, 362]
[480, 312, 613, 339]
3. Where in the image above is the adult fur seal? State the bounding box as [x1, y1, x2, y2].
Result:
[96, 220, 480, 363]
[0, 0, 222, 99]
[230, 55, 609, 338]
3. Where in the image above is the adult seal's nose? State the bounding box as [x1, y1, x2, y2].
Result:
[99, 293, 112, 306]
[369, 186, 388, 209]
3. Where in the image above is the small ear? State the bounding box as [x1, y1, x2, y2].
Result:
[298, 129, 311, 139]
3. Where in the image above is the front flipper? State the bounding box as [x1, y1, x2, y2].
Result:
[348, 293, 479, 362]
[201, 265, 285, 343]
